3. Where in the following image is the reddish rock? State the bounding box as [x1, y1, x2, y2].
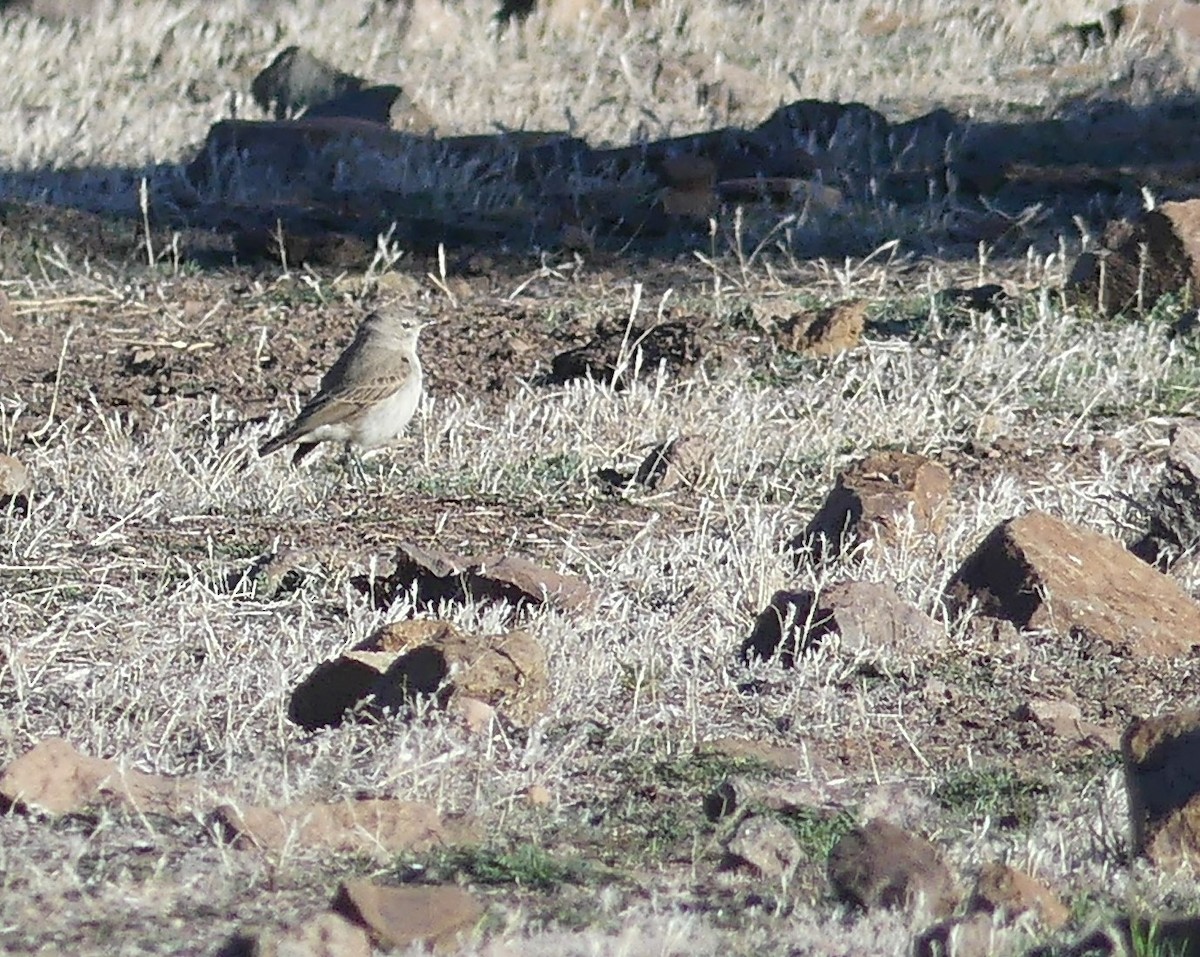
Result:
[0, 738, 194, 816]
[968, 863, 1069, 930]
[828, 818, 960, 920]
[1066, 199, 1200, 316]
[946, 510, 1200, 658]
[211, 798, 476, 860]
[742, 580, 938, 668]
[332, 881, 484, 951]
[1123, 709, 1200, 868]
[794, 452, 952, 561]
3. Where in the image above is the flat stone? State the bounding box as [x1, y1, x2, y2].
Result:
[211, 798, 476, 860]
[0, 738, 194, 816]
[332, 881, 484, 951]
[946, 509, 1200, 658]
[725, 815, 803, 880]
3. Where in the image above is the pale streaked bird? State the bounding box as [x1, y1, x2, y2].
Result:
[259, 309, 430, 467]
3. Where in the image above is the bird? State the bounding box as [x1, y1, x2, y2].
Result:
[259, 308, 431, 471]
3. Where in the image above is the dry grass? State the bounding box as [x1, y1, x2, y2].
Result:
[5, 0, 1200, 954]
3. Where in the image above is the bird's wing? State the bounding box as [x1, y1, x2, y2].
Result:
[290, 369, 414, 435]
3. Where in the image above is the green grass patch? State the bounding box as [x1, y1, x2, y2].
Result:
[934, 766, 1051, 829]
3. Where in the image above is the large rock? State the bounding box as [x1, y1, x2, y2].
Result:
[1066, 200, 1200, 317]
[288, 619, 549, 730]
[793, 452, 952, 562]
[828, 818, 959, 920]
[742, 580, 938, 668]
[1123, 709, 1200, 868]
[332, 881, 484, 951]
[946, 510, 1200, 658]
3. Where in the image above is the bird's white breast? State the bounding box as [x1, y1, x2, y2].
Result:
[353, 374, 423, 449]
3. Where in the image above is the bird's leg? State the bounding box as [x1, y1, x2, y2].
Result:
[336, 444, 368, 487]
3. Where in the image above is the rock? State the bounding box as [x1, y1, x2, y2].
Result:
[357, 542, 591, 615]
[0, 738, 194, 816]
[548, 319, 704, 387]
[1014, 697, 1119, 750]
[742, 580, 938, 668]
[827, 818, 959, 920]
[1130, 422, 1200, 569]
[521, 784, 552, 807]
[967, 863, 1069, 930]
[793, 452, 952, 562]
[774, 300, 867, 357]
[725, 815, 803, 880]
[695, 737, 828, 774]
[303, 84, 434, 132]
[659, 154, 717, 220]
[251, 46, 366, 120]
[632, 434, 708, 492]
[1065, 200, 1200, 317]
[332, 881, 484, 951]
[218, 913, 372, 957]
[913, 912, 1005, 957]
[704, 774, 849, 822]
[1123, 709, 1200, 868]
[288, 619, 549, 731]
[756, 99, 890, 160]
[0, 453, 30, 507]
[946, 510, 1200, 658]
[211, 798, 476, 860]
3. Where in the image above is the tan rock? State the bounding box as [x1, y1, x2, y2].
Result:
[332, 881, 483, 951]
[794, 452, 952, 561]
[828, 818, 960, 921]
[211, 798, 475, 860]
[632, 434, 709, 492]
[0, 738, 193, 816]
[0, 454, 30, 505]
[695, 737, 829, 774]
[223, 912, 372, 957]
[914, 912, 1006, 957]
[725, 815, 802, 880]
[1015, 697, 1119, 750]
[1123, 709, 1200, 867]
[521, 784, 553, 807]
[968, 863, 1069, 930]
[946, 510, 1200, 658]
[774, 300, 867, 357]
[289, 620, 549, 731]
[742, 580, 938, 668]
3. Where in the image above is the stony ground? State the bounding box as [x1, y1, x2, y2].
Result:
[6, 1, 1200, 955]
